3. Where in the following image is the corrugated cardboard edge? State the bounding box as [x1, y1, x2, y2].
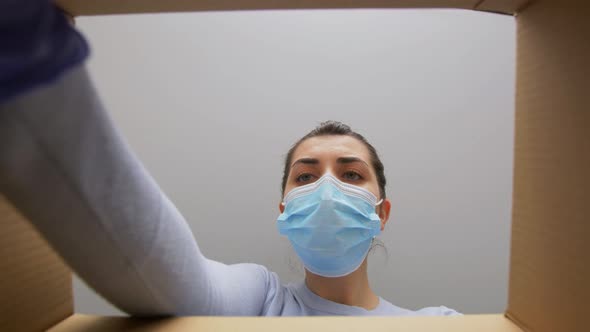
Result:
[55, 0, 521, 16]
[49, 314, 523, 332]
[507, 0, 590, 331]
[0, 195, 73, 332]
[475, 0, 532, 14]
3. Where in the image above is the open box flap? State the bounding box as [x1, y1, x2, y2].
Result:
[48, 314, 523, 332]
[508, 0, 590, 330]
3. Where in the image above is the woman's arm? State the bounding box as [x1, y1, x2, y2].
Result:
[0, 1, 276, 316]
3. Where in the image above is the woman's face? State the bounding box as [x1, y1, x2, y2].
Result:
[280, 135, 391, 228]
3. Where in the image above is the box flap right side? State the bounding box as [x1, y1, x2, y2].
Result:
[509, 0, 590, 331]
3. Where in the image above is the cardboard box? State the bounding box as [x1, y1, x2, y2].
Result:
[1, 0, 588, 331]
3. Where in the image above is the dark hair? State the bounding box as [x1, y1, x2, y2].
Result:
[281, 121, 387, 199]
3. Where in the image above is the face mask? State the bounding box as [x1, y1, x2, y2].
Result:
[277, 173, 383, 278]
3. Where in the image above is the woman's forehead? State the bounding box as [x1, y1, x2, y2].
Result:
[293, 135, 371, 162]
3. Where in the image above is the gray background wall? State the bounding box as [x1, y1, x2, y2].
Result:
[75, 9, 515, 315]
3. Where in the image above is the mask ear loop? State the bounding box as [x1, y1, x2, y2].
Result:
[374, 198, 385, 239]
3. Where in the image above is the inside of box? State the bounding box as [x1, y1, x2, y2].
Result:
[1, 1, 588, 332]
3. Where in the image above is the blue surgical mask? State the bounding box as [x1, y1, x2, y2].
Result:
[277, 173, 383, 277]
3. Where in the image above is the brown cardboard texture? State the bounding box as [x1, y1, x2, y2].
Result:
[507, 0, 590, 331]
[0, 196, 73, 332]
[1, 0, 589, 331]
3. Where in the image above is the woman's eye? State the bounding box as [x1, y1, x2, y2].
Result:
[296, 173, 315, 183]
[342, 171, 362, 181]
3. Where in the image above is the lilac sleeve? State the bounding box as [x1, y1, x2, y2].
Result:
[0, 1, 276, 317]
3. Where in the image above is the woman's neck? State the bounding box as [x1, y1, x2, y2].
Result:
[304, 259, 379, 310]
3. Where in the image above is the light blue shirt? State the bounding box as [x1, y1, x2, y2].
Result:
[279, 281, 457, 316]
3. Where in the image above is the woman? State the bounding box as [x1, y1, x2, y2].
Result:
[0, 1, 458, 316]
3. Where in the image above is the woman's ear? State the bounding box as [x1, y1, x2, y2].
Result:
[279, 202, 285, 213]
[378, 199, 391, 231]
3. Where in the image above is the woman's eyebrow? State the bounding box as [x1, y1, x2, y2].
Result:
[292, 157, 369, 168]
[291, 158, 319, 168]
[337, 156, 369, 167]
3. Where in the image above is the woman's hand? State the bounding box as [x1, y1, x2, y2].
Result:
[0, 0, 88, 102]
